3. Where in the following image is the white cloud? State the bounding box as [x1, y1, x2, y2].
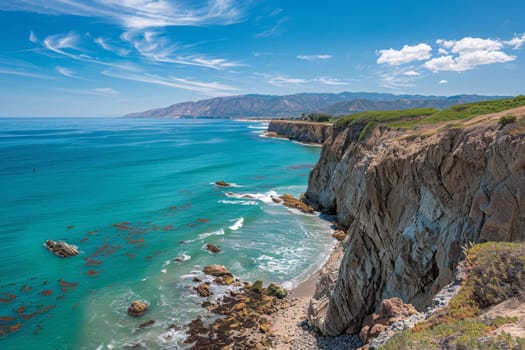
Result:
[377, 43, 432, 65]
[403, 70, 420, 76]
[426, 35, 521, 72]
[505, 33, 525, 49]
[439, 79, 448, 84]
[424, 51, 515, 72]
[102, 70, 239, 96]
[297, 54, 332, 62]
[438, 37, 503, 54]
[1, 0, 246, 29]
[29, 30, 38, 43]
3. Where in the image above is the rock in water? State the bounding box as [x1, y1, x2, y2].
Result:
[279, 194, 315, 214]
[203, 265, 233, 277]
[138, 320, 155, 329]
[215, 180, 231, 187]
[195, 284, 212, 297]
[45, 240, 79, 258]
[128, 301, 149, 317]
[205, 243, 221, 253]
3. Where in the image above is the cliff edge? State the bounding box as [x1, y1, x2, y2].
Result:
[305, 106, 525, 336]
[267, 120, 333, 144]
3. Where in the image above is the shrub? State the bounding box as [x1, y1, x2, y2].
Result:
[498, 115, 517, 128]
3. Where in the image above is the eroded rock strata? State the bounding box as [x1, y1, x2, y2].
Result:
[267, 120, 333, 144]
[305, 120, 525, 335]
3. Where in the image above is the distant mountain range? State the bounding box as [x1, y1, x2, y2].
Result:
[125, 92, 509, 119]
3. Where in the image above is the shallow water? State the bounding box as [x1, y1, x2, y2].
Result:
[0, 118, 334, 349]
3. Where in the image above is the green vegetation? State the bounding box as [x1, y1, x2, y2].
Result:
[300, 112, 332, 122]
[334, 108, 437, 128]
[498, 115, 517, 127]
[332, 96, 525, 140]
[381, 242, 525, 350]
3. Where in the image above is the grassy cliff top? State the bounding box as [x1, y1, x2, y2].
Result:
[381, 242, 525, 350]
[334, 96, 525, 130]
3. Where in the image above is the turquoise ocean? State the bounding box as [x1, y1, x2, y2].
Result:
[0, 118, 334, 349]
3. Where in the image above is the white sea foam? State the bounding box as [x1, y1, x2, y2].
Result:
[218, 199, 259, 206]
[224, 190, 278, 205]
[228, 217, 244, 231]
[95, 344, 103, 350]
[198, 228, 225, 239]
[174, 253, 191, 262]
[161, 269, 167, 274]
[248, 124, 269, 130]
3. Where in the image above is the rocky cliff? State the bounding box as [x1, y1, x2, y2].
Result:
[305, 115, 525, 336]
[267, 120, 333, 144]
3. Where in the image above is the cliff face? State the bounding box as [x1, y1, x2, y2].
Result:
[305, 120, 525, 336]
[267, 120, 333, 144]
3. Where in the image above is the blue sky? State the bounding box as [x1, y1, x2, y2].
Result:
[0, 0, 524, 116]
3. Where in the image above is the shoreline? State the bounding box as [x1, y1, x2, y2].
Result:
[268, 242, 347, 349]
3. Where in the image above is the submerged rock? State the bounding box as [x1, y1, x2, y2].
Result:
[279, 194, 315, 214]
[45, 240, 79, 258]
[128, 301, 149, 317]
[138, 320, 155, 329]
[205, 243, 221, 253]
[203, 265, 233, 277]
[215, 180, 231, 187]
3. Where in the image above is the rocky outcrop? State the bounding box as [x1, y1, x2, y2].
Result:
[203, 265, 233, 277]
[45, 240, 79, 258]
[305, 119, 525, 335]
[267, 120, 333, 144]
[279, 194, 315, 214]
[128, 301, 149, 317]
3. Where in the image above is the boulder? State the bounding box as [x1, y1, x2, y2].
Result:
[138, 320, 155, 329]
[265, 283, 288, 299]
[128, 301, 148, 317]
[359, 298, 417, 344]
[205, 243, 221, 253]
[195, 283, 212, 297]
[331, 230, 346, 241]
[203, 265, 233, 277]
[279, 194, 315, 214]
[251, 280, 264, 294]
[215, 181, 231, 187]
[45, 240, 79, 258]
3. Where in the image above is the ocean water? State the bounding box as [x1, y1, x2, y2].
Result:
[0, 118, 334, 349]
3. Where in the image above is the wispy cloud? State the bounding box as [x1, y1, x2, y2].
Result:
[122, 30, 244, 70]
[264, 75, 350, 87]
[1, 0, 247, 29]
[29, 30, 38, 43]
[94, 37, 130, 56]
[55, 66, 83, 79]
[0, 67, 54, 80]
[256, 16, 289, 38]
[53, 87, 121, 96]
[439, 79, 448, 84]
[35, 31, 139, 71]
[102, 70, 239, 96]
[296, 54, 332, 62]
[92, 87, 120, 96]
